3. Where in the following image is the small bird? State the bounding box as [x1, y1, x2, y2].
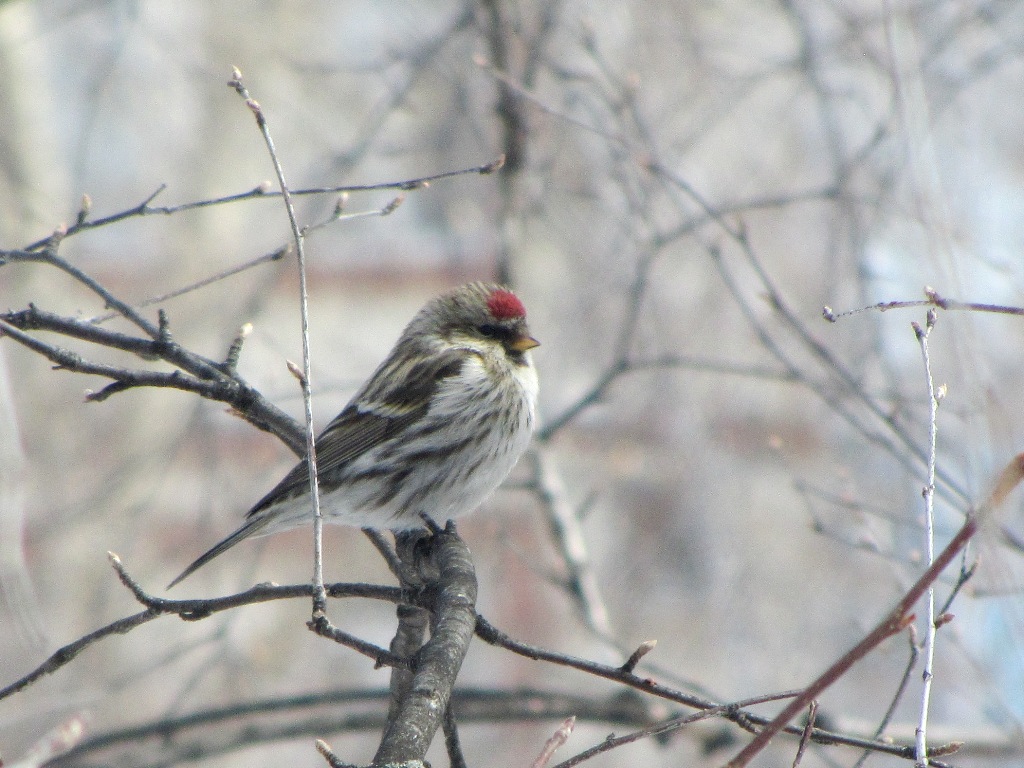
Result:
[168, 282, 539, 588]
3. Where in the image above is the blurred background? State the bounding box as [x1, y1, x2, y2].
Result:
[4, 1, 1024, 766]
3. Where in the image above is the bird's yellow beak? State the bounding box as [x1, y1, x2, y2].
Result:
[510, 334, 540, 352]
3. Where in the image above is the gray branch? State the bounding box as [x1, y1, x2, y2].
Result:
[372, 523, 478, 766]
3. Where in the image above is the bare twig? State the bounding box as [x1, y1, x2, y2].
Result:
[913, 309, 940, 767]
[74, 192, 405, 327]
[6, 711, 89, 768]
[443, 703, 469, 768]
[1, 248, 159, 337]
[0, 312, 305, 455]
[88, 246, 289, 324]
[550, 691, 805, 768]
[227, 67, 328, 616]
[532, 716, 575, 768]
[792, 700, 817, 767]
[620, 640, 657, 674]
[0, 554, 407, 703]
[315, 739, 356, 768]
[650, 157, 976, 514]
[475, 614, 943, 762]
[0, 607, 159, 701]
[362, 528, 406, 581]
[538, 354, 792, 442]
[824, 286, 1024, 323]
[11, 160, 503, 253]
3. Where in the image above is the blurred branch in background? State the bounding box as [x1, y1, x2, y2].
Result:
[0, 346, 48, 652]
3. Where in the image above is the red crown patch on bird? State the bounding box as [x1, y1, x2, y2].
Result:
[486, 289, 527, 320]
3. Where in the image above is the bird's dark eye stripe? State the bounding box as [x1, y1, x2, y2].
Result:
[478, 323, 502, 338]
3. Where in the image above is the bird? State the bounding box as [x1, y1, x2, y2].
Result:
[168, 282, 539, 588]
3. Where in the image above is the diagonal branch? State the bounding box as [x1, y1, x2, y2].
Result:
[0, 555, 409, 704]
[723, 515, 978, 767]
[0, 315, 304, 455]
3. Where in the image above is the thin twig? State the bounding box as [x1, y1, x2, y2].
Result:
[227, 67, 328, 616]
[80, 196, 403, 325]
[538, 354, 793, 442]
[550, 691, 804, 768]
[13, 161, 503, 253]
[0, 313, 305, 454]
[0, 607, 159, 702]
[87, 245, 289, 323]
[443, 703, 469, 768]
[721, 455, 1024, 764]
[651, 159, 973, 510]
[6, 711, 89, 767]
[823, 286, 1024, 322]
[913, 309, 940, 767]
[362, 528, 406, 581]
[532, 716, 575, 768]
[792, 700, 817, 767]
[620, 640, 657, 674]
[474, 614, 941, 761]
[938, 558, 976, 614]
[316, 738, 356, 768]
[1, 248, 159, 337]
[0, 555, 407, 703]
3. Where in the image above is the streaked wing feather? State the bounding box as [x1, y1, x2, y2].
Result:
[245, 348, 466, 518]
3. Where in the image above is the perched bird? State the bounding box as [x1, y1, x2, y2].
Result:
[168, 282, 539, 588]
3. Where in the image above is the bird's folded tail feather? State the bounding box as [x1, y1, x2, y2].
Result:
[166, 514, 272, 589]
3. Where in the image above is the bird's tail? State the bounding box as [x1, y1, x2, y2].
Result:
[166, 515, 271, 589]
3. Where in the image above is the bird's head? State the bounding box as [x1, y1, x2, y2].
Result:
[415, 282, 539, 364]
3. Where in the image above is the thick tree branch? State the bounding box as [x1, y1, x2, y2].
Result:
[372, 523, 478, 765]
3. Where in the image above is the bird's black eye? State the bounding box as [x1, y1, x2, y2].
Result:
[478, 323, 502, 339]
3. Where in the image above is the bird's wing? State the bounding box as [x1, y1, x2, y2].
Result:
[244, 348, 468, 519]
